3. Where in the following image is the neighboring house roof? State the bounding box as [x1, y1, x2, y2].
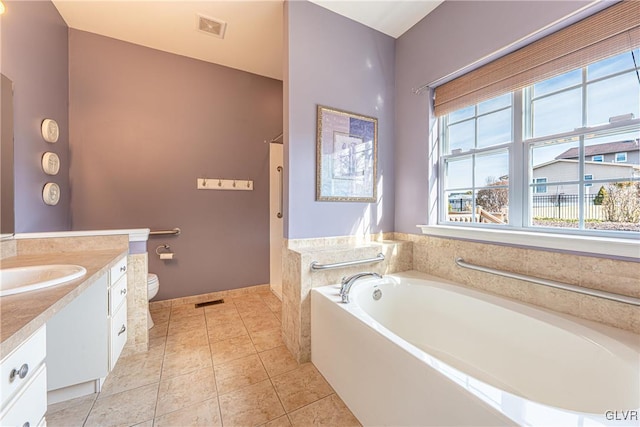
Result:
[533, 158, 640, 170]
[555, 139, 640, 160]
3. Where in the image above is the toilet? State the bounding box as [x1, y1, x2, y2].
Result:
[147, 273, 160, 329]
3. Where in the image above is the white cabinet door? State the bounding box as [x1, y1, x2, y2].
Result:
[46, 274, 108, 391]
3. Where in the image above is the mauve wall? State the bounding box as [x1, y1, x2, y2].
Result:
[69, 30, 282, 301]
[394, 0, 594, 233]
[1, 1, 70, 232]
[285, 1, 395, 239]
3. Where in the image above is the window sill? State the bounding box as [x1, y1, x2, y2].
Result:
[417, 225, 639, 260]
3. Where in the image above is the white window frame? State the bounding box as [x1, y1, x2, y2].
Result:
[591, 155, 604, 162]
[437, 62, 640, 239]
[615, 152, 628, 162]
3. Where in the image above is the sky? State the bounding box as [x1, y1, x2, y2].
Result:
[445, 49, 640, 191]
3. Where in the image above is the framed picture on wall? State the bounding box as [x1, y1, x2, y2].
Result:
[316, 105, 378, 202]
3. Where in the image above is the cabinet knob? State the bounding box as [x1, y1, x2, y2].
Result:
[120, 265, 127, 272]
[120, 288, 127, 295]
[9, 363, 28, 382]
[118, 325, 126, 336]
[22, 422, 30, 427]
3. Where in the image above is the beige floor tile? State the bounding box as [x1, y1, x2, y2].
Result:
[154, 398, 222, 427]
[170, 303, 205, 318]
[259, 346, 299, 377]
[165, 327, 209, 352]
[242, 312, 281, 333]
[235, 301, 271, 315]
[249, 327, 285, 352]
[271, 363, 333, 412]
[47, 392, 97, 414]
[288, 394, 361, 427]
[261, 293, 282, 313]
[167, 314, 206, 336]
[232, 294, 264, 305]
[156, 367, 217, 417]
[218, 379, 285, 426]
[210, 334, 256, 365]
[99, 350, 163, 398]
[85, 383, 158, 427]
[162, 344, 213, 378]
[149, 306, 171, 324]
[261, 415, 292, 427]
[131, 420, 153, 427]
[237, 305, 273, 318]
[204, 301, 239, 317]
[149, 336, 167, 352]
[149, 321, 168, 339]
[208, 317, 249, 342]
[46, 394, 96, 427]
[214, 353, 268, 395]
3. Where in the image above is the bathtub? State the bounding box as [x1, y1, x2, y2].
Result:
[311, 271, 640, 426]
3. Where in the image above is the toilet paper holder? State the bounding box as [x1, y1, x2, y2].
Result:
[155, 244, 174, 260]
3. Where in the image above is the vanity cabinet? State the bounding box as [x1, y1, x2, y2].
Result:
[0, 326, 47, 427]
[46, 254, 128, 402]
[47, 274, 109, 393]
[108, 256, 128, 370]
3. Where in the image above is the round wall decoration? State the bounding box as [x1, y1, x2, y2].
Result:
[41, 118, 59, 143]
[43, 182, 61, 206]
[42, 152, 60, 175]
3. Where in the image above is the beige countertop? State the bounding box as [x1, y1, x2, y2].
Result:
[0, 248, 128, 360]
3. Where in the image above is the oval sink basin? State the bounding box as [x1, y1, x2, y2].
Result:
[0, 264, 87, 297]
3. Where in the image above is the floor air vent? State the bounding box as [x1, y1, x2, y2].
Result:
[195, 299, 225, 308]
[197, 14, 227, 39]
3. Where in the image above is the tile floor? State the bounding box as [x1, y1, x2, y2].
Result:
[46, 291, 360, 427]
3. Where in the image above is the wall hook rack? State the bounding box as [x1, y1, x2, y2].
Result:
[197, 178, 253, 191]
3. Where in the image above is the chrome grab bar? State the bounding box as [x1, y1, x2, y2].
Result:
[150, 228, 181, 236]
[310, 253, 385, 271]
[277, 166, 283, 219]
[455, 257, 640, 307]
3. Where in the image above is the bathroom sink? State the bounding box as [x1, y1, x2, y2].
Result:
[0, 265, 87, 297]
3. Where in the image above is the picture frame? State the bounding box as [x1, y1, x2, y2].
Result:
[316, 105, 378, 202]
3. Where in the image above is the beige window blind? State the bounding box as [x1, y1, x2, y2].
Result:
[434, 1, 640, 117]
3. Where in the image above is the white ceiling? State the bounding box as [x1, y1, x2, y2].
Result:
[309, 0, 443, 39]
[52, 1, 443, 81]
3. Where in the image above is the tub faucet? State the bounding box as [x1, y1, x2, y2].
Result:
[339, 272, 382, 303]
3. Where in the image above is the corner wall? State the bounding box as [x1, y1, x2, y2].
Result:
[285, 1, 395, 239]
[1, 0, 70, 232]
[394, 0, 594, 233]
[68, 30, 283, 301]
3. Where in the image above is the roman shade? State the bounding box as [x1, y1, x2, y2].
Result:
[434, 1, 640, 117]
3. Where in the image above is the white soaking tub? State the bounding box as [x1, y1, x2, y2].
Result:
[311, 271, 640, 426]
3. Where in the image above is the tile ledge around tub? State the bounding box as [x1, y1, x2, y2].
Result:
[417, 225, 639, 261]
[14, 228, 150, 242]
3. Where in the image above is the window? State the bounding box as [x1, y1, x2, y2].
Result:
[615, 152, 628, 162]
[441, 94, 511, 225]
[439, 50, 640, 235]
[533, 178, 547, 194]
[584, 174, 593, 188]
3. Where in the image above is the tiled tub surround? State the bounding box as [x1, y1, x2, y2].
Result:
[282, 236, 413, 363]
[0, 236, 129, 360]
[396, 233, 640, 334]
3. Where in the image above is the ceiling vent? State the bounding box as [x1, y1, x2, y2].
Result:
[197, 14, 227, 39]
